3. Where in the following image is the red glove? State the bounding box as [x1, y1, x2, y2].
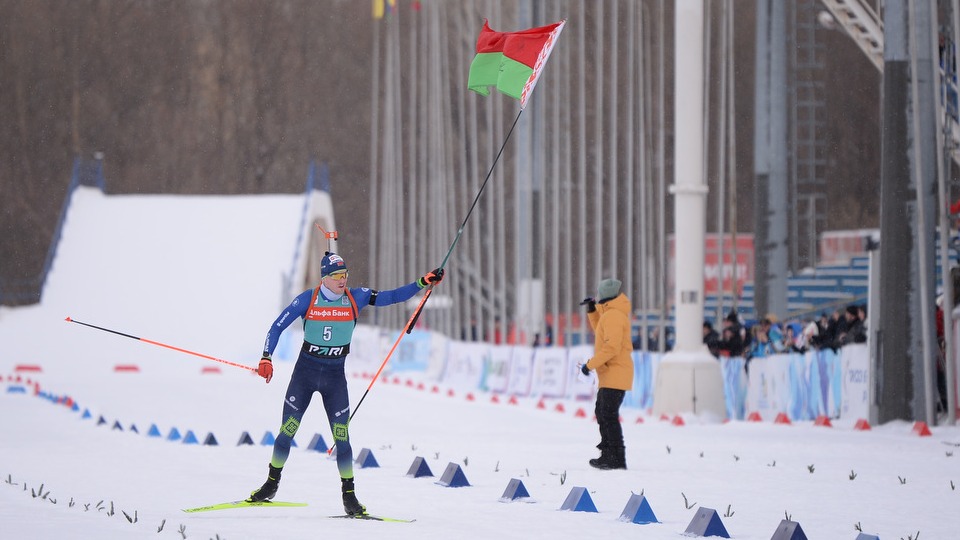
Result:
[258, 356, 273, 383]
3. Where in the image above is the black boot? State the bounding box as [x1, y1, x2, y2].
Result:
[341, 477, 366, 516]
[247, 465, 282, 502]
[607, 446, 627, 470]
[589, 447, 627, 470]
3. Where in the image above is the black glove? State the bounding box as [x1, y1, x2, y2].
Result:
[580, 363, 591, 376]
[580, 297, 596, 312]
[418, 267, 445, 288]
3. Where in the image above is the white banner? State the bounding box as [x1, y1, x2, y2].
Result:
[440, 342, 487, 390]
[746, 355, 791, 420]
[481, 345, 513, 393]
[840, 344, 870, 420]
[530, 347, 568, 398]
[506, 346, 535, 397]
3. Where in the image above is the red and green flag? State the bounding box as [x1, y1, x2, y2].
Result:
[467, 19, 566, 110]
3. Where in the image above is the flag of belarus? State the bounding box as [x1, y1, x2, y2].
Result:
[467, 19, 566, 110]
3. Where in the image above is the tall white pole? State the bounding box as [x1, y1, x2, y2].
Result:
[671, 0, 707, 352]
[652, 0, 726, 420]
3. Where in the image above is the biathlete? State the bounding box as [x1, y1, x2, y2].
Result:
[247, 251, 443, 515]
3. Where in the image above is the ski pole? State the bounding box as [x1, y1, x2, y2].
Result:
[406, 108, 524, 333]
[348, 288, 433, 423]
[64, 316, 257, 373]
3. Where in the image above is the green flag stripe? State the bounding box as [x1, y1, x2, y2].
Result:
[467, 52, 504, 95]
[495, 57, 533, 101]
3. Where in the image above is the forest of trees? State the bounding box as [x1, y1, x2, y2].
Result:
[0, 0, 881, 307]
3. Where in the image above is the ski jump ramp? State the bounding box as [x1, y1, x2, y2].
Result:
[1, 186, 336, 375]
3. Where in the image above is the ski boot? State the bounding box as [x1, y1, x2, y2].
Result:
[341, 477, 366, 516]
[247, 465, 282, 502]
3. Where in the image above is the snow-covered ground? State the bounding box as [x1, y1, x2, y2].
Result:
[3, 366, 960, 539]
[2, 191, 958, 539]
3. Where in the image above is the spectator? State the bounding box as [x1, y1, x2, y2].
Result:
[763, 314, 785, 353]
[801, 319, 820, 351]
[703, 321, 720, 357]
[822, 309, 846, 351]
[579, 278, 633, 470]
[839, 304, 866, 345]
[783, 321, 806, 353]
[745, 323, 775, 370]
[717, 310, 745, 357]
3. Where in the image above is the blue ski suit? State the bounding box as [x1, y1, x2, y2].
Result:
[261, 280, 423, 479]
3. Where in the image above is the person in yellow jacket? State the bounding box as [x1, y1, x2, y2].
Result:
[580, 278, 633, 470]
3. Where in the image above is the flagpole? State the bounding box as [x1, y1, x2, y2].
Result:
[407, 108, 524, 333]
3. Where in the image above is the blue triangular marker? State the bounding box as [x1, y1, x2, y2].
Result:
[167, 427, 182, 441]
[112, 420, 123, 431]
[147, 424, 162, 437]
[355, 448, 379, 468]
[437, 462, 470, 487]
[683, 507, 730, 538]
[406, 457, 434, 478]
[129, 424, 139, 434]
[560, 486, 598, 513]
[81, 408, 92, 419]
[203, 432, 219, 446]
[237, 431, 255, 446]
[182, 430, 199, 444]
[619, 493, 659, 524]
[97, 415, 108, 426]
[499, 478, 530, 501]
[770, 519, 807, 540]
[307, 433, 328, 452]
[71, 402, 80, 412]
[260, 431, 275, 445]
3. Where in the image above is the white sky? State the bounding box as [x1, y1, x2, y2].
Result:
[1, 189, 958, 539]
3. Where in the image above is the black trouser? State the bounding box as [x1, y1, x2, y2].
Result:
[595, 388, 626, 452]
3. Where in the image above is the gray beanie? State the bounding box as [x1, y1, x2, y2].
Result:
[598, 278, 622, 301]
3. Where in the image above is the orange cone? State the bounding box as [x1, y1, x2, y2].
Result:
[671, 415, 685, 426]
[814, 415, 832, 427]
[911, 421, 932, 437]
[774, 412, 791, 425]
[747, 411, 763, 422]
[854, 418, 871, 431]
